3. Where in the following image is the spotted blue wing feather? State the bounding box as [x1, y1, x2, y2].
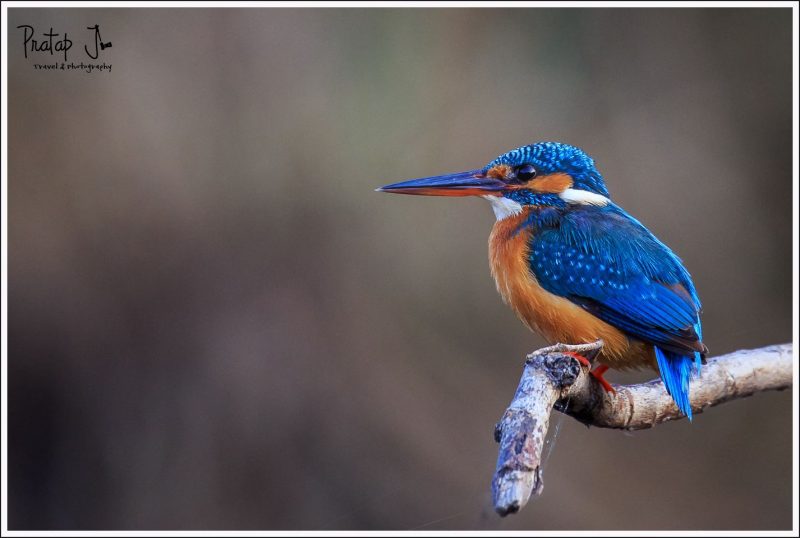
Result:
[526, 203, 704, 418]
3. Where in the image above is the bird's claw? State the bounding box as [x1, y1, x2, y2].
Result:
[528, 340, 604, 362]
[563, 351, 593, 368]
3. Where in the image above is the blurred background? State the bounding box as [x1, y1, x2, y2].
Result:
[6, 7, 794, 531]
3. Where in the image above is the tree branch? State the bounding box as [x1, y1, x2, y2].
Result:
[491, 342, 793, 516]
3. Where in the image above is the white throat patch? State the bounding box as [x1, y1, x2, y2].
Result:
[483, 189, 609, 221]
[559, 188, 610, 206]
[482, 195, 524, 221]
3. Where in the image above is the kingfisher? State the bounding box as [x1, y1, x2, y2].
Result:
[378, 142, 706, 419]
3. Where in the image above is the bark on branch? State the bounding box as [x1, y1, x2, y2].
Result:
[491, 341, 793, 516]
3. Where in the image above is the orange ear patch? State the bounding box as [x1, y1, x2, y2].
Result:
[529, 172, 573, 193]
[485, 167, 574, 193]
[486, 164, 512, 179]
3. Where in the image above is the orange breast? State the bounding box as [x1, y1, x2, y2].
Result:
[488, 209, 655, 371]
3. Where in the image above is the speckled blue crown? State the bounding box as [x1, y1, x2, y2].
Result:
[484, 142, 609, 197]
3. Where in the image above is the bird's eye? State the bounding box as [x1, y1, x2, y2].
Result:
[515, 164, 537, 182]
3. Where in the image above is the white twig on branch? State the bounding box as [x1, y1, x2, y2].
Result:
[491, 341, 793, 516]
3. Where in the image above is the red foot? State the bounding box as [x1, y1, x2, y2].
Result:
[590, 364, 616, 394]
[563, 352, 616, 394]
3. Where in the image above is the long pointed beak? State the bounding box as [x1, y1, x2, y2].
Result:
[376, 169, 506, 197]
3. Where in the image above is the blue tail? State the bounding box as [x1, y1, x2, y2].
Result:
[654, 346, 701, 420]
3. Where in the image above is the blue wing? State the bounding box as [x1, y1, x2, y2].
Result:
[527, 204, 705, 357]
[527, 204, 705, 419]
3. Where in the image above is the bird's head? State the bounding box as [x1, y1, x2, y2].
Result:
[378, 142, 611, 219]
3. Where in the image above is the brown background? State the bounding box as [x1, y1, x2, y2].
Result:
[7, 7, 794, 531]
